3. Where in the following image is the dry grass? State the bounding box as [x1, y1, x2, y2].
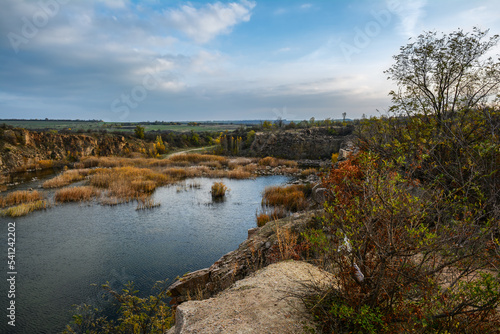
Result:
[0, 200, 48, 217]
[89, 167, 171, 201]
[258, 156, 298, 168]
[199, 161, 222, 169]
[262, 184, 308, 212]
[36, 159, 54, 169]
[211, 182, 228, 199]
[42, 169, 91, 188]
[168, 154, 228, 165]
[162, 168, 188, 179]
[301, 168, 317, 177]
[54, 186, 99, 203]
[227, 168, 254, 179]
[136, 197, 161, 210]
[256, 207, 288, 226]
[228, 157, 256, 169]
[275, 226, 299, 261]
[256, 213, 271, 227]
[0, 190, 44, 208]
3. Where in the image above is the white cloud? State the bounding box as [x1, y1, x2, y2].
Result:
[389, 0, 427, 37]
[300, 4, 313, 10]
[164, 1, 256, 43]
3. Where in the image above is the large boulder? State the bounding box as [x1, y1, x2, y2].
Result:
[167, 261, 332, 334]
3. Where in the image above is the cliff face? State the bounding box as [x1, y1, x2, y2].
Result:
[167, 210, 322, 305]
[0, 128, 146, 173]
[249, 127, 352, 160]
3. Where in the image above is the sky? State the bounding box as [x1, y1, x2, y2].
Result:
[0, 0, 499, 122]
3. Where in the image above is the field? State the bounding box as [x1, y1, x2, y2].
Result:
[0, 120, 246, 133]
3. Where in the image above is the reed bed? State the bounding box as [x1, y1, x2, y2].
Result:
[136, 197, 161, 210]
[42, 169, 91, 188]
[211, 182, 228, 199]
[168, 153, 228, 165]
[89, 166, 171, 201]
[226, 168, 254, 179]
[54, 186, 99, 203]
[0, 190, 44, 208]
[0, 200, 48, 217]
[258, 156, 298, 168]
[262, 184, 308, 212]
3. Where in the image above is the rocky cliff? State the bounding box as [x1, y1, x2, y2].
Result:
[0, 127, 146, 173]
[249, 127, 352, 160]
[167, 210, 322, 305]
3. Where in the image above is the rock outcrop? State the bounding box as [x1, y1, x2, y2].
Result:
[249, 127, 352, 160]
[167, 260, 332, 334]
[167, 210, 322, 306]
[0, 127, 146, 173]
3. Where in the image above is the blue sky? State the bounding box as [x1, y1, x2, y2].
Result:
[1, 0, 499, 121]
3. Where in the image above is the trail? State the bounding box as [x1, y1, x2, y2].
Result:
[165, 145, 217, 158]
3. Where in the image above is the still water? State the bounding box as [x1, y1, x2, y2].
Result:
[0, 176, 289, 334]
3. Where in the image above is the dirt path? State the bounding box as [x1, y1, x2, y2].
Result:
[165, 146, 217, 158]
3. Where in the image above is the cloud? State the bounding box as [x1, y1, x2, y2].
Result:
[300, 4, 313, 10]
[163, 1, 256, 43]
[389, 0, 427, 37]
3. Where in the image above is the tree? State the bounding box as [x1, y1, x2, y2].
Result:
[135, 125, 145, 139]
[385, 28, 500, 123]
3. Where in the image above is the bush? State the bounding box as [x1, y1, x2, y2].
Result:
[64, 281, 173, 334]
[305, 151, 500, 333]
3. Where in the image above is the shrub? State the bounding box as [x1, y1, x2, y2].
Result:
[64, 281, 173, 334]
[211, 182, 228, 199]
[304, 152, 500, 333]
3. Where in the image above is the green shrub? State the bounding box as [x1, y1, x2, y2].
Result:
[64, 281, 173, 334]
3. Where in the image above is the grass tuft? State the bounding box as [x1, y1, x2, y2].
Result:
[211, 182, 228, 199]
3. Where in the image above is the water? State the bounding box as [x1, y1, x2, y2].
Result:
[0, 176, 289, 334]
